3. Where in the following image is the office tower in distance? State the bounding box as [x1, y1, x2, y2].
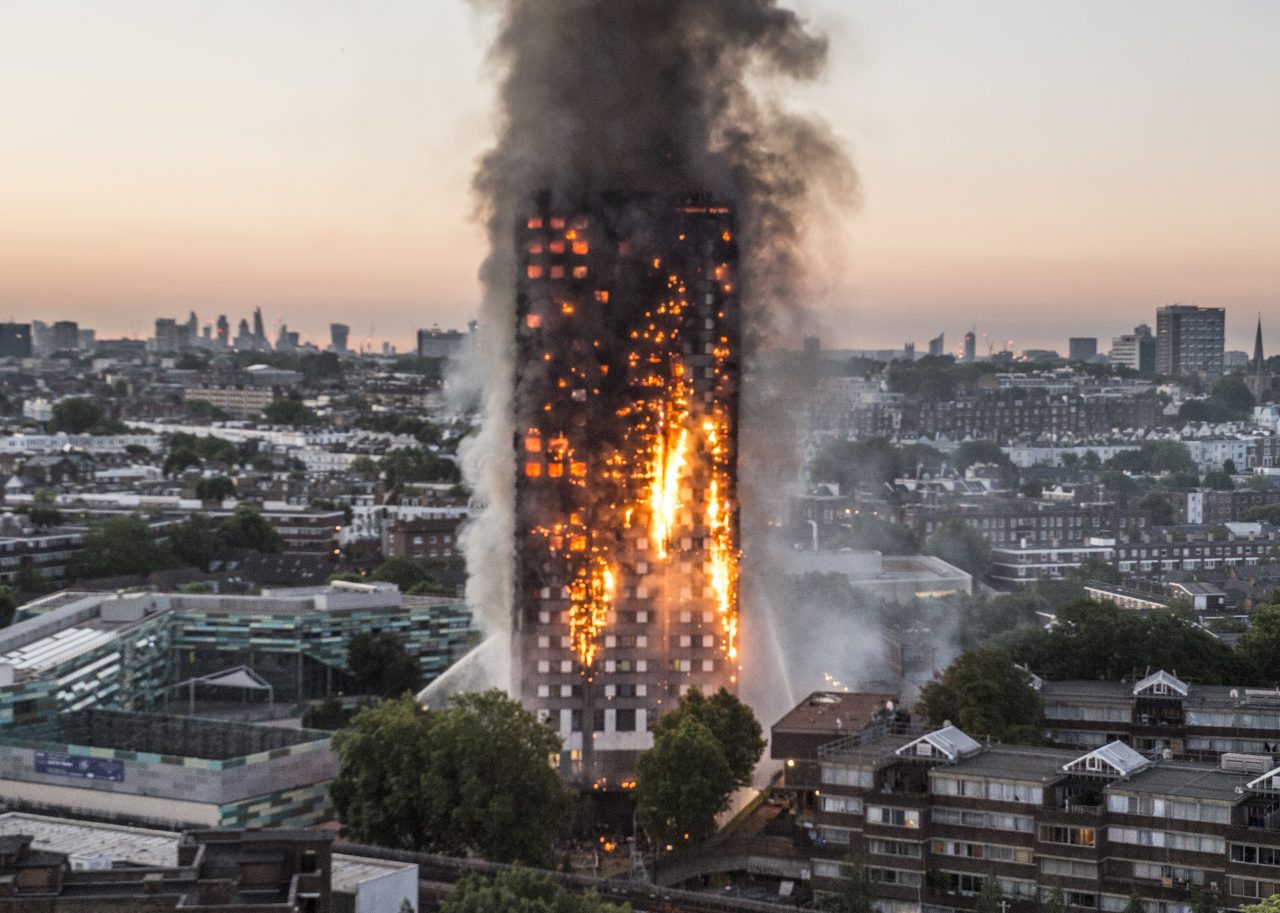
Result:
[927, 333, 945, 357]
[0, 323, 32, 359]
[51, 321, 80, 353]
[329, 323, 350, 354]
[514, 194, 741, 783]
[1156, 305, 1225, 379]
[215, 315, 230, 348]
[1068, 337, 1098, 363]
[963, 330, 976, 363]
[154, 318, 180, 354]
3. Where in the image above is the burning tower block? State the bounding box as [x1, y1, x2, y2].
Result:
[515, 193, 741, 784]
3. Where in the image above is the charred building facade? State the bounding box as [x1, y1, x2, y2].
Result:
[514, 194, 741, 782]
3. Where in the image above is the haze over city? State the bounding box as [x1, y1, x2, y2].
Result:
[3, 0, 1278, 352]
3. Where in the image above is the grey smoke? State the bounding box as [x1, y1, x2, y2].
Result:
[451, 0, 856, 701]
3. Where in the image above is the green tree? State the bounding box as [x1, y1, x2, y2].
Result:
[441, 867, 628, 913]
[48, 397, 104, 434]
[652, 687, 765, 789]
[69, 516, 176, 579]
[1043, 883, 1067, 913]
[637, 717, 735, 845]
[27, 489, 62, 528]
[1242, 896, 1280, 913]
[819, 855, 876, 913]
[216, 504, 284, 553]
[167, 514, 220, 570]
[1081, 450, 1102, 471]
[164, 446, 201, 477]
[261, 398, 318, 426]
[952, 439, 1009, 471]
[1124, 891, 1146, 913]
[810, 437, 902, 491]
[1238, 603, 1280, 685]
[974, 877, 1003, 913]
[331, 692, 568, 864]
[350, 456, 379, 476]
[916, 647, 1043, 744]
[1203, 470, 1235, 491]
[195, 475, 235, 502]
[370, 557, 432, 591]
[0, 586, 16, 628]
[346, 630, 423, 697]
[1191, 890, 1222, 913]
[925, 519, 992, 578]
[1146, 440, 1197, 475]
[1134, 491, 1174, 526]
[380, 447, 461, 485]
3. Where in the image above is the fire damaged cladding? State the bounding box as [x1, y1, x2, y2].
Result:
[513, 194, 741, 780]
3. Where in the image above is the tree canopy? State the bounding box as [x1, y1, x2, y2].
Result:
[330, 691, 569, 865]
[441, 868, 628, 913]
[69, 516, 176, 580]
[925, 518, 992, 578]
[48, 397, 123, 434]
[651, 687, 765, 789]
[1002, 600, 1248, 684]
[636, 716, 735, 845]
[261, 398, 318, 427]
[1237, 602, 1280, 685]
[916, 647, 1044, 744]
[346, 631, 423, 697]
[216, 504, 284, 553]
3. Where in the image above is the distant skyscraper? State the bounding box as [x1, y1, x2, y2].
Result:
[1247, 317, 1270, 404]
[1155, 305, 1225, 379]
[51, 321, 80, 353]
[963, 330, 977, 363]
[31, 321, 50, 357]
[154, 318, 181, 354]
[252, 308, 267, 348]
[234, 319, 253, 350]
[903, 342, 915, 361]
[329, 323, 350, 354]
[215, 315, 230, 348]
[0, 323, 32, 359]
[1068, 337, 1098, 363]
[928, 333, 945, 357]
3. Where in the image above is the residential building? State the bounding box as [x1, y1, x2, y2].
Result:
[928, 333, 945, 357]
[416, 325, 466, 359]
[777, 711, 1280, 913]
[50, 322, 79, 354]
[0, 826, 338, 912]
[329, 323, 349, 354]
[386, 516, 463, 561]
[1156, 305, 1225, 379]
[183, 384, 278, 420]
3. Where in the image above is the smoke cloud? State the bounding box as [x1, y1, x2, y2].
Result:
[453, 0, 856, 701]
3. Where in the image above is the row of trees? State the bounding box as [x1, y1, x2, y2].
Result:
[67, 507, 283, 580]
[328, 686, 766, 868]
[915, 596, 1280, 746]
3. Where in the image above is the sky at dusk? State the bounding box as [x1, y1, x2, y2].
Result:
[1, 1, 1278, 354]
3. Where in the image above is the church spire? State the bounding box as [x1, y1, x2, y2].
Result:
[1254, 315, 1266, 373]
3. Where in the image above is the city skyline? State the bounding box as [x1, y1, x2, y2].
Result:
[2, 1, 1278, 352]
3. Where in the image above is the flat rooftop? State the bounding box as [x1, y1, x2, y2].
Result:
[0, 812, 414, 894]
[773, 692, 897, 736]
[1110, 763, 1250, 803]
[939, 745, 1079, 785]
[2, 710, 327, 761]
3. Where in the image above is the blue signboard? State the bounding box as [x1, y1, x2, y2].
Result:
[34, 751, 124, 783]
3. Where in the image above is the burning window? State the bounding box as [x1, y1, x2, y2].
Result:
[528, 242, 544, 254]
[550, 265, 566, 279]
[525, 433, 542, 452]
[549, 240, 566, 254]
[527, 217, 544, 229]
[573, 266, 589, 279]
[527, 265, 544, 279]
[550, 217, 566, 230]
[572, 241, 589, 255]
[548, 463, 564, 478]
[525, 462, 543, 478]
[525, 314, 542, 329]
[594, 290, 609, 303]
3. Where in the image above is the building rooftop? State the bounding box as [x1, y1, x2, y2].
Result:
[937, 745, 1078, 784]
[772, 691, 897, 737]
[1110, 763, 1249, 802]
[1, 709, 328, 761]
